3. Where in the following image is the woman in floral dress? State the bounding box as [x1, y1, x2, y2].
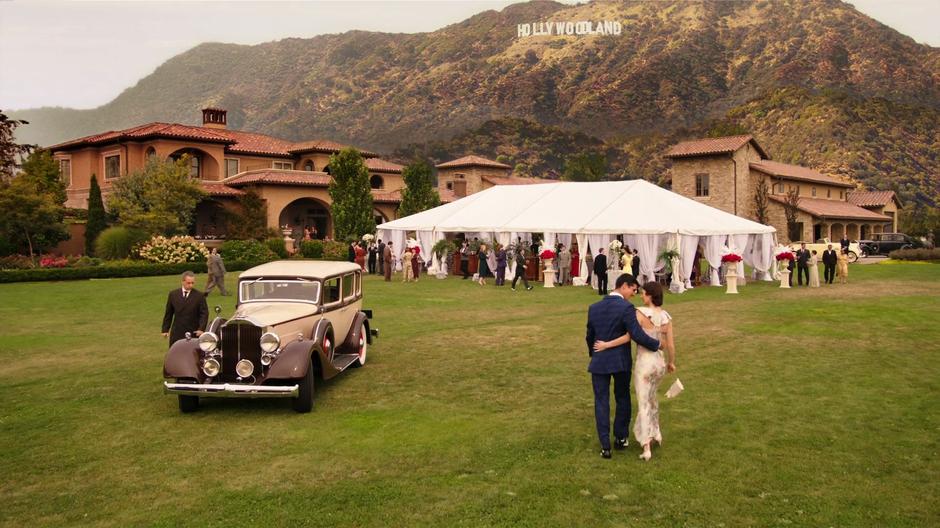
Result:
[594, 281, 676, 461]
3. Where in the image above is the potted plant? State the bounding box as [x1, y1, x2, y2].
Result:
[720, 252, 742, 294]
[431, 239, 456, 278]
[775, 247, 795, 289]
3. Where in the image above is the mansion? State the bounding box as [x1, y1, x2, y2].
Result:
[50, 108, 539, 242]
[666, 135, 899, 243]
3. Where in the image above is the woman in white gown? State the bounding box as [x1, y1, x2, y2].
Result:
[594, 281, 676, 461]
[809, 250, 821, 288]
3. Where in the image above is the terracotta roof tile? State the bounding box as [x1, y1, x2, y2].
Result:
[482, 175, 547, 186]
[769, 195, 889, 221]
[224, 169, 332, 187]
[371, 189, 403, 204]
[846, 190, 901, 208]
[436, 155, 512, 170]
[665, 135, 768, 159]
[200, 181, 244, 197]
[219, 129, 295, 156]
[750, 161, 854, 188]
[289, 139, 377, 158]
[365, 158, 404, 173]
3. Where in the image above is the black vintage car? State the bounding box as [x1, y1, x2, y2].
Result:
[858, 233, 925, 256]
[163, 261, 377, 413]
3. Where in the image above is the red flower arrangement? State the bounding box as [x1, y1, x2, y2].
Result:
[412, 246, 420, 256]
[39, 256, 68, 268]
[720, 253, 743, 263]
[539, 249, 556, 260]
[775, 252, 795, 261]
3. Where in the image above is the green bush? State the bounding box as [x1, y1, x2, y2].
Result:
[69, 256, 102, 268]
[95, 226, 149, 260]
[299, 240, 324, 259]
[265, 238, 289, 259]
[0, 254, 34, 269]
[888, 248, 940, 261]
[0, 259, 264, 283]
[220, 239, 278, 263]
[322, 240, 349, 261]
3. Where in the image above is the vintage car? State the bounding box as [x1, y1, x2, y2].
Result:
[789, 238, 861, 262]
[163, 261, 377, 413]
[858, 232, 925, 256]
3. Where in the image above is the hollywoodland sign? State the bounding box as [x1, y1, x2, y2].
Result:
[517, 20, 622, 38]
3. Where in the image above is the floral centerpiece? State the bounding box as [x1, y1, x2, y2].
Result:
[775, 251, 795, 262]
[361, 233, 375, 243]
[539, 247, 556, 260]
[720, 253, 743, 264]
[609, 239, 624, 263]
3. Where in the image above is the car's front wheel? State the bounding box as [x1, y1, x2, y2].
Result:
[292, 357, 315, 413]
[847, 251, 858, 263]
[178, 395, 199, 413]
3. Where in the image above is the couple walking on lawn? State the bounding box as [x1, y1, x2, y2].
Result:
[586, 274, 677, 461]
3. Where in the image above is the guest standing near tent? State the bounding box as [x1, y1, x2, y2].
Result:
[822, 244, 837, 284]
[584, 249, 593, 286]
[511, 245, 533, 291]
[383, 242, 394, 282]
[631, 249, 640, 279]
[402, 246, 415, 283]
[367, 242, 378, 274]
[460, 240, 471, 279]
[377, 239, 386, 276]
[411, 246, 421, 282]
[594, 249, 608, 295]
[809, 250, 821, 288]
[837, 248, 849, 284]
[477, 243, 490, 286]
[571, 244, 580, 280]
[559, 244, 571, 286]
[495, 244, 508, 286]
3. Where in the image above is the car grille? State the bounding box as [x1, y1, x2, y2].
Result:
[220, 322, 263, 382]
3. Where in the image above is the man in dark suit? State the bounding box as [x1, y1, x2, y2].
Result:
[631, 249, 640, 279]
[796, 242, 811, 286]
[377, 239, 385, 275]
[586, 274, 661, 459]
[162, 271, 209, 347]
[840, 236, 850, 253]
[593, 248, 608, 295]
[822, 244, 838, 284]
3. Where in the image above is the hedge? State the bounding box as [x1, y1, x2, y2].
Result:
[0, 260, 265, 283]
[888, 248, 940, 261]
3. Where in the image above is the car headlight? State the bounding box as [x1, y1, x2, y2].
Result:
[198, 332, 218, 353]
[260, 352, 279, 366]
[260, 332, 280, 353]
[235, 359, 254, 378]
[202, 358, 220, 377]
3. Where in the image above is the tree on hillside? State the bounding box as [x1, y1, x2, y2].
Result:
[328, 148, 374, 240]
[85, 174, 107, 255]
[399, 160, 440, 217]
[227, 188, 271, 240]
[753, 175, 770, 225]
[0, 111, 34, 180]
[0, 150, 70, 258]
[783, 188, 801, 241]
[108, 156, 205, 236]
[562, 152, 606, 182]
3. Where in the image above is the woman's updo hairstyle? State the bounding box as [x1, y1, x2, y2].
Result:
[642, 281, 664, 307]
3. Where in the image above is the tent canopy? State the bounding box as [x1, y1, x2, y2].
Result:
[378, 180, 775, 236]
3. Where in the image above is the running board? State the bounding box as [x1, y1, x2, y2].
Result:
[331, 353, 359, 371]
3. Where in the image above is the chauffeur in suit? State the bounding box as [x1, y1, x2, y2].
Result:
[162, 271, 209, 347]
[585, 274, 661, 459]
[822, 244, 838, 284]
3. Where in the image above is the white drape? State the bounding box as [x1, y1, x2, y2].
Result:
[388, 230, 407, 271]
[704, 235, 727, 286]
[543, 232, 557, 249]
[730, 233, 750, 286]
[416, 230, 436, 265]
[558, 233, 572, 248]
[627, 234, 667, 284]
[747, 233, 775, 281]
[574, 233, 588, 283]
[497, 231, 513, 277]
[679, 234, 700, 288]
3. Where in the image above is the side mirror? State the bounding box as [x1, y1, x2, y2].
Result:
[214, 305, 222, 315]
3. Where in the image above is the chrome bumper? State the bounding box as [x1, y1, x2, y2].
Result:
[164, 381, 299, 398]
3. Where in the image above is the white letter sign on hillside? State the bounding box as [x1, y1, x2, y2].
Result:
[516, 20, 622, 38]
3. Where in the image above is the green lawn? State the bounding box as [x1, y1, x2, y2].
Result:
[1, 262, 939, 527]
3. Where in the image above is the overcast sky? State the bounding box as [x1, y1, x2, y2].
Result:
[1, 0, 938, 111]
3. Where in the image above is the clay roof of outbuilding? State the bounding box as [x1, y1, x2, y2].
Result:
[750, 160, 855, 188]
[665, 135, 769, 159]
[846, 190, 902, 208]
[364, 158, 405, 173]
[289, 139, 378, 158]
[436, 155, 512, 170]
[200, 181, 245, 197]
[769, 196, 890, 221]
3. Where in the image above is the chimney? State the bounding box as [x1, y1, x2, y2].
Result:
[201, 108, 227, 129]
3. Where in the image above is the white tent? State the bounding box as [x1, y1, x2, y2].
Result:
[378, 180, 777, 288]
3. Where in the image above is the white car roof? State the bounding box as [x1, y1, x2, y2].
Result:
[240, 260, 361, 279]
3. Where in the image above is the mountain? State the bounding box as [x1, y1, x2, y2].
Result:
[9, 0, 940, 206]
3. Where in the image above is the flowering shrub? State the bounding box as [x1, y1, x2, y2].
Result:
[721, 253, 743, 263]
[139, 235, 210, 264]
[39, 256, 69, 268]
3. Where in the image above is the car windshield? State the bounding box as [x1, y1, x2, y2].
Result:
[239, 279, 321, 304]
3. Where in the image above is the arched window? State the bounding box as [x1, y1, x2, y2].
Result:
[304, 160, 314, 171]
[370, 175, 384, 189]
[170, 150, 201, 178]
[145, 147, 157, 159]
[323, 165, 331, 175]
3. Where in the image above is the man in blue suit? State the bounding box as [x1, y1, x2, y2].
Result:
[585, 273, 661, 458]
